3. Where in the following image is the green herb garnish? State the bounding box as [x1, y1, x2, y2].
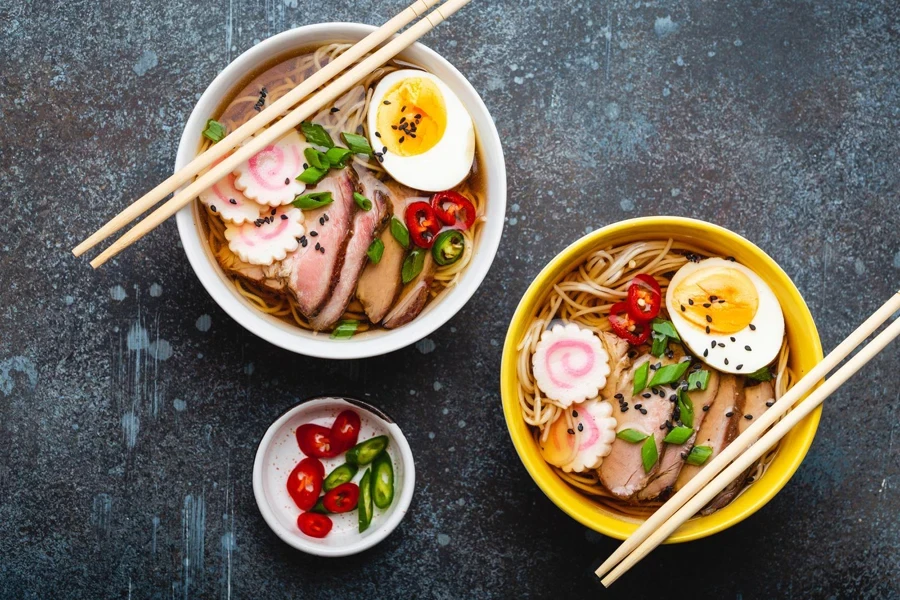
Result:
[292, 191, 333, 210]
[677, 388, 695, 429]
[297, 166, 328, 185]
[330, 320, 359, 340]
[747, 366, 774, 382]
[390, 217, 410, 249]
[301, 121, 334, 148]
[632, 361, 650, 396]
[616, 429, 649, 443]
[304, 147, 330, 170]
[366, 239, 384, 264]
[651, 318, 681, 342]
[686, 445, 713, 466]
[648, 360, 691, 388]
[202, 119, 226, 142]
[663, 425, 693, 445]
[401, 248, 425, 284]
[688, 369, 711, 391]
[324, 146, 352, 168]
[650, 331, 668, 357]
[341, 132, 374, 156]
[641, 436, 659, 472]
[353, 192, 372, 211]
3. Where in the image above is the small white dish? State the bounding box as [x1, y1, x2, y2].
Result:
[252, 396, 415, 557]
[174, 22, 507, 359]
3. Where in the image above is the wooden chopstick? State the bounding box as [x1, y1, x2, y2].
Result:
[597, 290, 900, 586]
[71, 0, 452, 261]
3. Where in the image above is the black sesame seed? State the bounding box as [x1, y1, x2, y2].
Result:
[577, 423, 584, 432]
[745, 414, 753, 420]
[621, 406, 628, 412]
[730, 337, 736, 342]
[642, 393, 651, 399]
[766, 400, 775, 407]
[719, 343, 726, 348]
[736, 364, 743, 370]
[375, 132, 381, 138]
[703, 303, 712, 309]
[391, 125, 398, 130]
[725, 411, 734, 417]
[382, 146, 387, 154]
[323, 214, 329, 222]
[615, 393, 624, 400]
[401, 105, 406, 111]
[281, 214, 288, 220]
[210, 205, 217, 212]
[688, 299, 694, 305]
[303, 163, 309, 169]
[749, 324, 757, 331]
[399, 136, 405, 143]
[318, 246, 325, 254]
[415, 113, 422, 119]
[399, 117, 406, 124]
[300, 238, 308, 247]
[745, 345, 752, 351]
[681, 452, 688, 459]
[634, 403, 643, 409]
[706, 325, 711, 334]
[572, 410, 578, 418]
[726, 256, 735, 262]
[284, 177, 290, 185]
[702, 405, 710, 412]
[639, 408, 648, 415]
[670, 394, 677, 402]
[710, 295, 718, 301]
[706, 315, 712, 323]
[309, 231, 318, 237]
[567, 428, 575, 435]
[229, 198, 237, 205]
[711, 341, 717, 348]
[724, 358, 729, 365]
[271, 209, 276, 216]
[747, 476, 755, 483]
[383, 100, 391, 105]
[703, 349, 709, 357]
[681, 305, 686, 312]
[660, 423, 667, 430]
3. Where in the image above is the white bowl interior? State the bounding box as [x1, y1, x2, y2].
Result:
[175, 23, 506, 359]
[253, 397, 415, 556]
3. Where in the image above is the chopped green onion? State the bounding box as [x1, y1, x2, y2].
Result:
[300, 121, 334, 148]
[648, 360, 691, 388]
[390, 217, 410, 249]
[366, 239, 384, 264]
[330, 320, 359, 340]
[747, 366, 774, 382]
[353, 192, 372, 211]
[650, 331, 668, 357]
[292, 191, 333, 210]
[324, 146, 352, 168]
[688, 369, 711, 391]
[651, 318, 681, 342]
[641, 436, 658, 472]
[202, 119, 226, 142]
[616, 428, 649, 443]
[677, 388, 694, 429]
[304, 147, 330, 170]
[401, 248, 425, 284]
[297, 166, 328, 185]
[686, 445, 713, 466]
[341, 132, 374, 156]
[632, 361, 650, 396]
[663, 425, 693, 445]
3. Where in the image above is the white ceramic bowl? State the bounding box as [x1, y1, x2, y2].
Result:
[253, 396, 415, 556]
[175, 23, 506, 359]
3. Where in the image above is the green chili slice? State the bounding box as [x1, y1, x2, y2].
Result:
[432, 230, 465, 266]
[371, 453, 394, 509]
[323, 463, 358, 492]
[310, 498, 330, 514]
[346, 435, 389, 466]
[358, 468, 374, 532]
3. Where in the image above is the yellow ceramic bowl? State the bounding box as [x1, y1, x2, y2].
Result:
[500, 217, 823, 542]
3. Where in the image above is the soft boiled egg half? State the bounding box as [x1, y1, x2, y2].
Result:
[366, 70, 475, 192]
[665, 258, 784, 375]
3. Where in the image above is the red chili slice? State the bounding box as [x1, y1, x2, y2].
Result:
[626, 274, 662, 322]
[431, 190, 476, 230]
[405, 201, 442, 248]
[608, 301, 651, 345]
[297, 512, 333, 538]
[296, 424, 340, 458]
[286, 457, 325, 511]
[322, 482, 360, 513]
[330, 410, 361, 454]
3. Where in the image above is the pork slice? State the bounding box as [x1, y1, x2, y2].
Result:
[639, 370, 721, 501]
[356, 181, 421, 324]
[599, 332, 632, 399]
[282, 169, 358, 317]
[382, 252, 436, 329]
[309, 167, 390, 330]
[218, 249, 285, 291]
[598, 355, 676, 499]
[674, 374, 745, 492]
[699, 380, 776, 515]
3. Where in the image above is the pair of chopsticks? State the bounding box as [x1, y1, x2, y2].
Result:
[72, 0, 474, 268]
[596, 290, 900, 586]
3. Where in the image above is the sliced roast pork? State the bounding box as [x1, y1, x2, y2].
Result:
[639, 370, 721, 501]
[699, 380, 776, 515]
[220, 253, 285, 291]
[356, 181, 421, 324]
[279, 169, 358, 317]
[598, 355, 677, 499]
[382, 252, 436, 329]
[674, 374, 745, 492]
[309, 167, 390, 330]
[599, 332, 631, 399]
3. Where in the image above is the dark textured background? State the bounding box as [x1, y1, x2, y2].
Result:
[1, 0, 899, 598]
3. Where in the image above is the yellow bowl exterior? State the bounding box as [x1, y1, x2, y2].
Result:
[500, 217, 823, 542]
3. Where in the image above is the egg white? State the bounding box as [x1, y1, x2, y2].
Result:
[665, 258, 784, 374]
[366, 70, 475, 192]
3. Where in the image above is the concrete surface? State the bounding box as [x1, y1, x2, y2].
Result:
[1, 0, 899, 598]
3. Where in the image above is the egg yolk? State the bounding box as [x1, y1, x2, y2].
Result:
[375, 77, 447, 157]
[672, 266, 759, 334]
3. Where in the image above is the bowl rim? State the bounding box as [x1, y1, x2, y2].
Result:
[174, 22, 507, 359]
[252, 395, 416, 557]
[500, 216, 824, 542]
